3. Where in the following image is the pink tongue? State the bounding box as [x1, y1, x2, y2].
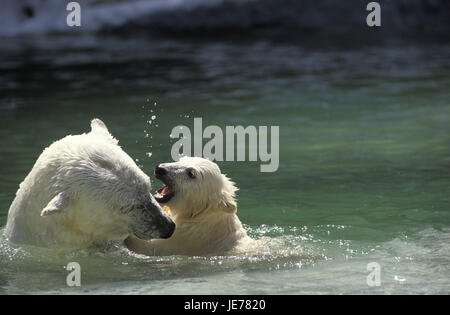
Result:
[156, 185, 172, 197]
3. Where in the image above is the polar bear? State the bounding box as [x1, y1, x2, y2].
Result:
[5, 119, 175, 249]
[125, 156, 252, 256]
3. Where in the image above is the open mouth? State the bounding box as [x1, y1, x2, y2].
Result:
[154, 183, 174, 204]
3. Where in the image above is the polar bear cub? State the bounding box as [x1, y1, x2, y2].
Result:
[5, 119, 175, 249]
[125, 156, 252, 256]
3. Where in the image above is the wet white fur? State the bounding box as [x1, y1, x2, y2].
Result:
[5, 119, 167, 249]
[126, 157, 253, 256]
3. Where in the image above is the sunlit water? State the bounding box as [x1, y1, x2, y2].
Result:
[0, 33, 449, 294]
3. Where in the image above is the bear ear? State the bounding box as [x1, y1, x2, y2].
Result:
[90, 118, 119, 145]
[218, 175, 238, 214]
[41, 192, 70, 217]
[219, 195, 237, 213]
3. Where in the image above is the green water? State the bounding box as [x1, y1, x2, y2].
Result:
[0, 35, 449, 294]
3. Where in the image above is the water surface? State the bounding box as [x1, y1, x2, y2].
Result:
[0, 34, 449, 294]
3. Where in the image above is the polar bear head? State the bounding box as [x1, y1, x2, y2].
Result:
[153, 156, 238, 219]
[39, 119, 175, 243]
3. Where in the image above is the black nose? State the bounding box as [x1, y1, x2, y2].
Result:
[155, 165, 167, 178]
[160, 220, 176, 239]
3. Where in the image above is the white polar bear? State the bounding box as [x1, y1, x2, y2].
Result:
[125, 156, 252, 256]
[5, 119, 175, 249]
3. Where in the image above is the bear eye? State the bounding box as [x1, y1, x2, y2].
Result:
[187, 168, 196, 179]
